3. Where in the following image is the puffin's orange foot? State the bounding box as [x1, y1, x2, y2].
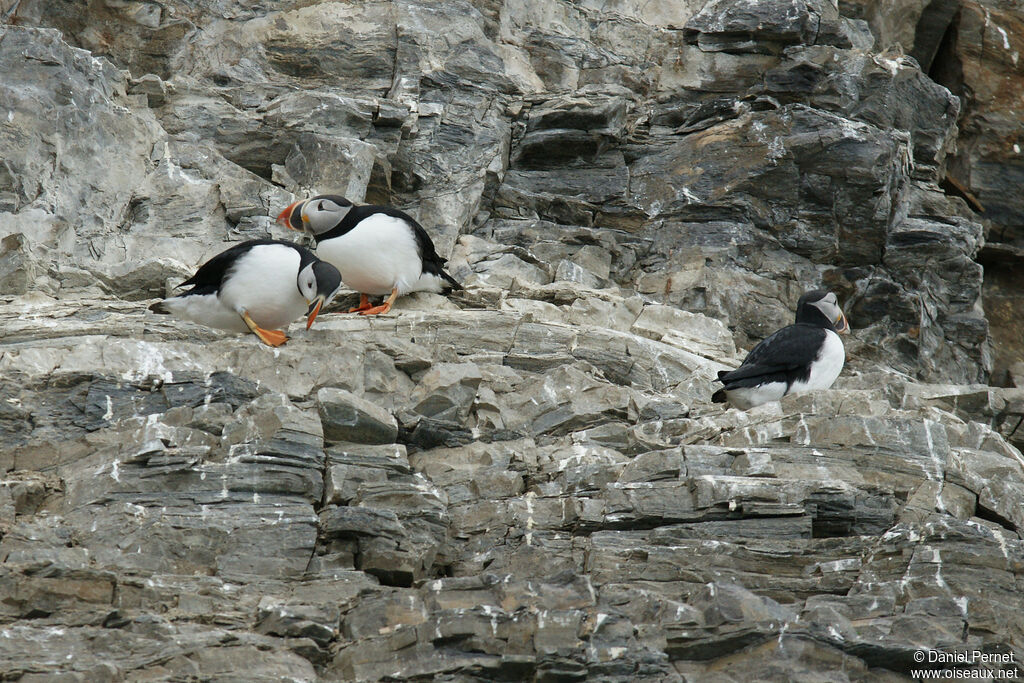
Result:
[241, 310, 289, 346]
[348, 294, 374, 313]
[357, 288, 398, 316]
[254, 327, 289, 346]
[358, 302, 393, 316]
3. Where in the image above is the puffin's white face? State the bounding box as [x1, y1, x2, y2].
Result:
[297, 263, 318, 302]
[301, 197, 352, 235]
[811, 292, 849, 333]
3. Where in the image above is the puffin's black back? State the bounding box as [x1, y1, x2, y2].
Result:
[314, 201, 462, 290]
[177, 239, 316, 295]
[716, 324, 828, 389]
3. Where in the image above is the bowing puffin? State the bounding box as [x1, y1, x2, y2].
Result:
[276, 195, 460, 315]
[149, 239, 342, 347]
[713, 290, 850, 409]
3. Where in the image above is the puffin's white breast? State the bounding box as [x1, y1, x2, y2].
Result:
[217, 244, 306, 330]
[317, 213, 424, 296]
[790, 330, 845, 394]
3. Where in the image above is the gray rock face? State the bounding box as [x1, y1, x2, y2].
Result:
[841, 0, 1024, 382]
[2, 1, 1023, 681]
[318, 388, 399, 445]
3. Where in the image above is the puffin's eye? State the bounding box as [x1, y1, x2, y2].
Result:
[317, 201, 324, 211]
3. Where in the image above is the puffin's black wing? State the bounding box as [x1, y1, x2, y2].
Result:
[350, 205, 462, 290]
[177, 239, 292, 295]
[405, 217, 462, 290]
[717, 323, 826, 390]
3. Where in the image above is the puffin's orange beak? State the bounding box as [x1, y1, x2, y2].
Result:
[835, 312, 850, 334]
[306, 297, 324, 330]
[277, 201, 304, 231]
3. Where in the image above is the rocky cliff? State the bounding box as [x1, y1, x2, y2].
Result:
[2, 1, 1024, 681]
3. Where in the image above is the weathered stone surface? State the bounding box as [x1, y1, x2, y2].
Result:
[317, 388, 399, 445]
[685, 0, 867, 54]
[841, 0, 1024, 381]
[408, 362, 483, 422]
[2, 2, 1022, 681]
[631, 304, 736, 359]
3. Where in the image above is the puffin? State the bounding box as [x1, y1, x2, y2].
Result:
[276, 195, 460, 315]
[712, 290, 850, 409]
[149, 239, 342, 347]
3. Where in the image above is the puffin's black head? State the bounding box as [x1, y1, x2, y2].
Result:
[312, 260, 343, 302]
[301, 195, 354, 237]
[277, 195, 354, 235]
[311, 194, 352, 210]
[295, 259, 343, 330]
[305, 260, 343, 330]
[795, 290, 849, 333]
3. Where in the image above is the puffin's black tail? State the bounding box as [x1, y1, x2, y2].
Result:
[149, 301, 171, 315]
[422, 251, 462, 291]
[711, 370, 728, 403]
[440, 269, 462, 291]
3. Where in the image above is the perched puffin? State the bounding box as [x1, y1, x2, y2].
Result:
[713, 290, 850, 409]
[149, 239, 342, 347]
[276, 195, 460, 315]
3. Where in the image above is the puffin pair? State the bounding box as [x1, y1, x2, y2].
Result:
[277, 195, 461, 315]
[150, 196, 458, 344]
[713, 290, 850, 409]
[150, 239, 342, 347]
